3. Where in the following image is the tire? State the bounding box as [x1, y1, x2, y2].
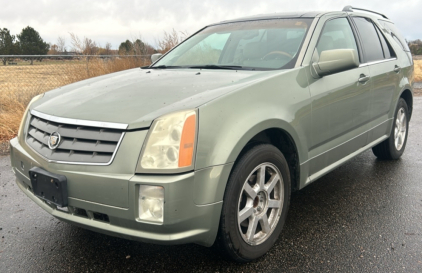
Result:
[217, 144, 291, 262]
[372, 98, 409, 160]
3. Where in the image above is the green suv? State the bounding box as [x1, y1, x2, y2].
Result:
[9, 6, 414, 262]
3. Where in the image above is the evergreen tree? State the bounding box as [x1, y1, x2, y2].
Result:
[17, 26, 49, 64]
[0, 28, 20, 65]
[118, 40, 133, 55]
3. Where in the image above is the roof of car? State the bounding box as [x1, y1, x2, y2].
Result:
[217, 11, 335, 24]
[214, 9, 392, 25]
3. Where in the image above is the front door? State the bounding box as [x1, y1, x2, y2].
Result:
[307, 17, 372, 178]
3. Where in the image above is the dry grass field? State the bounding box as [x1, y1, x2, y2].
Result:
[0, 57, 149, 142]
[415, 59, 422, 82]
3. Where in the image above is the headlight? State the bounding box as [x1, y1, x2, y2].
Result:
[138, 185, 164, 223]
[18, 93, 44, 138]
[137, 109, 197, 173]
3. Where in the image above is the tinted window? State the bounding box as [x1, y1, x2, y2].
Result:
[392, 35, 404, 51]
[316, 18, 358, 55]
[375, 26, 396, 59]
[379, 20, 410, 52]
[352, 17, 384, 62]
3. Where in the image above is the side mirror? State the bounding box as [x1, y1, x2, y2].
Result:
[151, 53, 163, 63]
[312, 49, 359, 77]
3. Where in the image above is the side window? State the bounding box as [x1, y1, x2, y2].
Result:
[392, 35, 404, 50]
[379, 20, 410, 52]
[352, 17, 384, 62]
[375, 26, 396, 59]
[316, 17, 358, 55]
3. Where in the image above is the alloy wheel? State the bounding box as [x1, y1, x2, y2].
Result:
[237, 163, 284, 245]
[394, 107, 407, 151]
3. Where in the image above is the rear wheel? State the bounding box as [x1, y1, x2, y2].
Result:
[217, 144, 291, 262]
[372, 98, 409, 160]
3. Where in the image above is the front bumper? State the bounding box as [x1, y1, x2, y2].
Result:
[10, 136, 233, 247]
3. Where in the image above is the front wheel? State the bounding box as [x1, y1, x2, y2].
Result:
[372, 98, 409, 160]
[217, 144, 291, 262]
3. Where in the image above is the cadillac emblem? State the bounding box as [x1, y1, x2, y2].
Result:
[48, 132, 61, 150]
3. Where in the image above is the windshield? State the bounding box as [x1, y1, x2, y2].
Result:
[153, 18, 313, 70]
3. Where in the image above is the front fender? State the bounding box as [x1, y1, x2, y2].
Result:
[195, 67, 312, 171]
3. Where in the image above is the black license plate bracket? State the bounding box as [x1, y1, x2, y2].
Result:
[29, 167, 68, 207]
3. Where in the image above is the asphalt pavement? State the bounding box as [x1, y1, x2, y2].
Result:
[1, 98, 422, 272]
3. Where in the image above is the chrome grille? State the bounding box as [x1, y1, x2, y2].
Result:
[26, 111, 126, 165]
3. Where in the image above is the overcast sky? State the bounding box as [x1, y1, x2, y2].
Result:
[1, 0, 421, 51]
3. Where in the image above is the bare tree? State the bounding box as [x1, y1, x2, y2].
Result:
[48, 44, 59, 55]
[82, 38, 97, 55]
[69, 33, 98, 55]
[57, 36, 66, 53]
[69, 32, 83, 53]
[157, 29, 188, 53]
[105, 42, 112, 55]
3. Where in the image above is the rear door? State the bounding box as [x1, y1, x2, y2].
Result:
[351, 17, 400, 143]
[307, 16, 372, 177]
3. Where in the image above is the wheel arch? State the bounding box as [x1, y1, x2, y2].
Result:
[400, 89, 413, 120]
[228, 123, 303, 192]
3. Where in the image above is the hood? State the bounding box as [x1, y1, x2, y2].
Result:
[34, 68, 280, 129]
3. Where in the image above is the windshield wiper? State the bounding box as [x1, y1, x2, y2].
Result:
[149, 65, 184, 69]
[187, 65, 243, 70]
[149, 64, 244, 70]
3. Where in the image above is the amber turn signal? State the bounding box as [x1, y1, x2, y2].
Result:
[178, 114, 196, 167]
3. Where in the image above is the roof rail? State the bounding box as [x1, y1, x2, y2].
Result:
[342, 6, 389, 19]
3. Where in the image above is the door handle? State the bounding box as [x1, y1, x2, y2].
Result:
[358, 74, 370, 84]
[394, 65, 401, 73]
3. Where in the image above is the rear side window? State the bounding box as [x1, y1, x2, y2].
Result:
[375, 26, 396, 59]
[379, 20, 410, 52]
[316, 17, 358, 54]
[352, 17, 384, 63]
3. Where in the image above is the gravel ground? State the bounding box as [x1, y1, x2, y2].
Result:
[0, 142, 9, 156]
[414, 82, 422, 96]
[1, 101, 422, 272]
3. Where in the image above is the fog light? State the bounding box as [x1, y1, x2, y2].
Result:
[139, 185, 164, 223]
